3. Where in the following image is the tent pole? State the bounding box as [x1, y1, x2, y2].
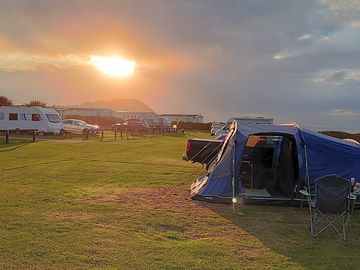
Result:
[303, 143, 311, 192]
[232, 139, 237, 213]
[299, 129, 311, 193]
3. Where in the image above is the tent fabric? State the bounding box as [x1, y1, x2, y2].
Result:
[191, 123, 360, 200]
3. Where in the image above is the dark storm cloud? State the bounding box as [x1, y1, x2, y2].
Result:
[0, 0, 360, 130]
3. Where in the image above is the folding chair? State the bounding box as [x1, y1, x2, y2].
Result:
[307, 175, 352, 240]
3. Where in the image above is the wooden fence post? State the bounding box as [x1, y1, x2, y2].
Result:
[114, 129, 117, 141]
[5, 130, 9, 144]
[32, 130, 36, 142]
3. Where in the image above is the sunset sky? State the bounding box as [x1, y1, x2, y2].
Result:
[1, 0, 360, 131]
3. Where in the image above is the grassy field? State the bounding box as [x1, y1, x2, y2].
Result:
[0, 132, 360, 270]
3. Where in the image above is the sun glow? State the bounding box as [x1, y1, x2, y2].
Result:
[90, 55, 136, 77]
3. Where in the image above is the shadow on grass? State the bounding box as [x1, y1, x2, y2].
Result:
[0, 141, 32, 152]
[203, 201, 360, 270]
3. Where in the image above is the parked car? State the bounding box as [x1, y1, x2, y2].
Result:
[61, 119, 100, 135]
[112, 119, 147, 132]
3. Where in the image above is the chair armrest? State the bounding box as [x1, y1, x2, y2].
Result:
[350, 194, 357, 200]
[299, 189, 310, 197]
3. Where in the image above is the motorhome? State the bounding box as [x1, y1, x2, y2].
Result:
[0, 106, 63, 134]
[214, 117, 274, 138]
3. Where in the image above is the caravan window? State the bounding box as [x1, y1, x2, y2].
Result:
[9, 113, 18, 121]
[46, 114, 61, 123]
[32, 114, 41, 121]
[0, 112, 4, 120]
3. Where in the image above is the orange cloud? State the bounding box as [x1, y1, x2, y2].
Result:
[0, 54, 88, 72]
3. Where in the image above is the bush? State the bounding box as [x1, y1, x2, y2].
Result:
[27, 100, 47, 107]
[320, 131, 360, 142]
[0, 96, 13, 106]
[184, 122, 212, 131]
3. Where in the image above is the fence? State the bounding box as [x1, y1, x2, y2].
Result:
[0, 127, 183, 144]
[0, 129, 36, 144]
[96, 127, 181, 141]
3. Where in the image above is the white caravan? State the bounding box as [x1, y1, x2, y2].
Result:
[215, 117, 274, 138]
[211, 122, 225, 136]
[0, 106, 63, 134]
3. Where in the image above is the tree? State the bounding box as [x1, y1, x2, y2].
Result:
[177, 121, 186, 128]
[0, 96, 13, 106]
[28, 100, 47, 107]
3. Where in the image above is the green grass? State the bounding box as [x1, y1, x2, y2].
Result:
[0, 131, 360, 269]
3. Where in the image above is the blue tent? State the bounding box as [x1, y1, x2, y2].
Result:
[190, 122, 360, 202]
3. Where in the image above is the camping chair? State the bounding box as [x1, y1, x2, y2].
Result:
[306, 175, 353, 240]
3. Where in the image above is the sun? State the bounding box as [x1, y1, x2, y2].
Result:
[90, 55, 136, 77]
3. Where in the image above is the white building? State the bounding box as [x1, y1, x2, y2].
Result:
[114, 111, 160, 124]
[61, 108, 114, 117]
[59, 107, 166, 126]
[160, 114, 204, 123]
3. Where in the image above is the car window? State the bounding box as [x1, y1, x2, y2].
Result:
[46, 114, 61, 123]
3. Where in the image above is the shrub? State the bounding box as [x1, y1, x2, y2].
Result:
[320, 131, 360, 142]
[0, 96, 13, 106]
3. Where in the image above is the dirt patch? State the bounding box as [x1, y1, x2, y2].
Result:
[115, 187, 252, 240]
[46, 210, 98, 222]
[156, 224, 186, 232]
[116, 187, 194, 210]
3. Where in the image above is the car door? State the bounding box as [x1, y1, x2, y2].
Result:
[72, 121, 82, 133]
[67, 120, 79, 133]
[75, 120, 87, 133]
[62, 120, 73, 132]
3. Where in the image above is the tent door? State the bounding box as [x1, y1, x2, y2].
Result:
[240, 135, 299, 199]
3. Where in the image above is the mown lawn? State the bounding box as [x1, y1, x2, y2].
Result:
[0, 132, 359, 270]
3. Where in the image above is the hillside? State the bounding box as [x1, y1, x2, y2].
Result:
[80, 98, 153, 112]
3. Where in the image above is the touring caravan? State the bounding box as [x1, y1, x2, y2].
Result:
[0, 106, 63, 134]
